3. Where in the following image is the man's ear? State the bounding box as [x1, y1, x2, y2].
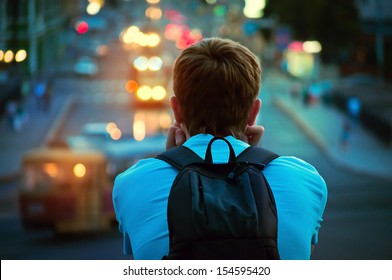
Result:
[247, 98, 261, 125]
[169, 95, 183, 124]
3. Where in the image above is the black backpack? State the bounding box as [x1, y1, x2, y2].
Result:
[156, 137, 280, 260]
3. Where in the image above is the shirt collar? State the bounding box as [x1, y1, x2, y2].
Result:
[183, 134, 250, 160]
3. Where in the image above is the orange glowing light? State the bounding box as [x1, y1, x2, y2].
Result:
[126, 80, 138, 93]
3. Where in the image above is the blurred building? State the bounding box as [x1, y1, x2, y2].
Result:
[0, 0, 81, 114]
[350, 0, 392, 78]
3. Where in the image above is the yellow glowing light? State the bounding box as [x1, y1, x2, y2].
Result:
[138, 34, 148, 47]
[15, 50, 27, 62]
[122, 26, 141, 44]
[151, 8, 162, 20]
[4, 50, 14, 63]
[146, 6, 162, 20]
[146, 7, 152, 17]
[43, 163, 59, 178]
[286, 51, 314, 78]
[303, 41, 322, 54]
[73, 163, 87, 178]
[244, 0, 266, 18]
[122, 33, 133, 44]
[137, 86, 152, 100]
[86, 2, 101, 15]
[147, 0, 160, 4]
[151, 86, 166, 101]
[133, 120, 146, 141]
[147, 33, 160, 47]
[0, 50, 4, 61]
[127, 25, 140, 34]
[134, 32, 145, 46]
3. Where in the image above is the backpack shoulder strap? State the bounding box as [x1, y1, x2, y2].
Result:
[157, 144, 278, 169]
[156, 146, 204, 170]
[236, 146, 279, 167]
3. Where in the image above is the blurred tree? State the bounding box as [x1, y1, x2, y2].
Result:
[265, 0, 360, 63]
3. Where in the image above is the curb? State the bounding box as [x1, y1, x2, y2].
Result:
[272, 96, 392, 181]
[272, 97, 329, 155]
[41, 95, 76, 147]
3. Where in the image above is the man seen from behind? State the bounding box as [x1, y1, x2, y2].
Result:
[112, 37, 328, 260]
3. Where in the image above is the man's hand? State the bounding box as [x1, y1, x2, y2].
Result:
[166, 121, 187, 150]
[244, 124, 265, 146]
[166, 122, 264, 149]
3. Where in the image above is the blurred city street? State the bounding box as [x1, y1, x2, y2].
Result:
[1, 59, 392, 259]
[1, 0, 392, 261]
[1, 64, 392, 182]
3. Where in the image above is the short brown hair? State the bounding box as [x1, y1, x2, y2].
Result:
[173, 37, 261, 138]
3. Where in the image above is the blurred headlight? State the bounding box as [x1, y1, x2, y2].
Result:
[137, 86, 152, 100]
[134, 56, 163, 71]
[149, 56, 163, 71]
[134, 56, 149, 71]
[146, 33, 160, 47]
[73, 163, 87, 178]
[151, 86, 166, 100]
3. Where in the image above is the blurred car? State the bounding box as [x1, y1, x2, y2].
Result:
[127, 54, 172, 107]
[73, 56, 98, 77]
[18, 148, 114, 234]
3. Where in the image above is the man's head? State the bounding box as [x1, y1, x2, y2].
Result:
[171, 37, 261, 138]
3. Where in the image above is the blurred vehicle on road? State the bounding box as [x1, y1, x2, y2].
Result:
[127, 53, 172, 107]
[18, 107, 172, 236]
[18, 148, 114, 235]
[120, 22, 175, 108]
[67, 109, 172, 178]
[73, 56, 99, 77]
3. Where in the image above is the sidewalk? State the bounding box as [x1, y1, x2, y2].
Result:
[0, 83, 75, 183]
[266, 68, 392, 181]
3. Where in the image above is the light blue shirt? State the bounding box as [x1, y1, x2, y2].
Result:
[113, 134, 328, 260]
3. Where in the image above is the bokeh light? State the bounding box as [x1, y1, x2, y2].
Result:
[73, 163, 87, 178]
[4, 50, 14, 63]
[15, 50, 27, 62]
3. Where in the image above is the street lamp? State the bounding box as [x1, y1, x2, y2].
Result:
[244, 0, 266, 18]
[303, 41, 322, 54]
[3, 50, 14, 63]
[15, 50, 27, 62]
